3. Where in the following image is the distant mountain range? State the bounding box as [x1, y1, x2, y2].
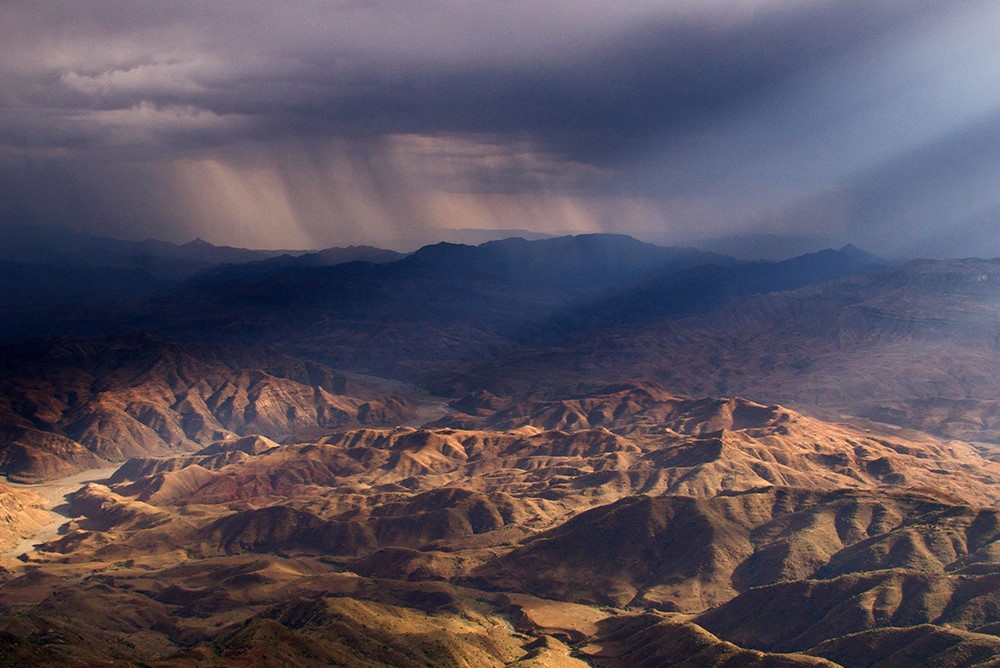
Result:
[0, 226, 406, 306]
[5, 228, 998, 454]
[397, 226, 560, 249]
[445, 255, 1000, 439]
[682, 232, 843, 261]
[0, 232, 888, 375]
[0, 226, 299, 278]
[3, 228, 1000, 665]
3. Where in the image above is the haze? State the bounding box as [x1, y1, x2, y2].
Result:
[2, 1, 999, 256]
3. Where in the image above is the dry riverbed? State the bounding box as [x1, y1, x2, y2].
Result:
[1, 465, 121, 559]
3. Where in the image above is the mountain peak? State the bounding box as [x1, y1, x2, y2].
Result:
[183, 237, 214, 248]
[837, 243, 885, 263]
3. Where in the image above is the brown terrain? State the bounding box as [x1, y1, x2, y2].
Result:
[0, 481, 48, 553]
[0, 250, 999, 666]
[0, 379, 998, 666]
[441, 259, 1000, 427]
[0, 333, 414, 482]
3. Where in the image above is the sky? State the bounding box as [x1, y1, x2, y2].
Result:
[2, 0, 1000, 256]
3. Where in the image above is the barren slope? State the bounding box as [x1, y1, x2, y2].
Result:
[0, 481, 48, 551]
[0, 333, 413, 481]
[473, 487, 1000, 611]
[441, 259, 1000, 439]
[0, 380, 997, 665]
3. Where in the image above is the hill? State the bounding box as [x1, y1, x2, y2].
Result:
[0, 382, 996, 665]
[442, 258, 1000, 431]
[0, 333, 413, 481]
[1, 234, 999, 665]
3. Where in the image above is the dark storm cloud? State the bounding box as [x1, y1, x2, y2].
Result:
[320, 0, 944, 163]
[1, 0, 999, 253]
[0, 1, 943, 153]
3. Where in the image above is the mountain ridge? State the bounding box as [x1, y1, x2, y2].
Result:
[0, 333, 414, 481]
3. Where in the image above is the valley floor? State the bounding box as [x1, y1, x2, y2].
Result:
[1, 466, 121, 559]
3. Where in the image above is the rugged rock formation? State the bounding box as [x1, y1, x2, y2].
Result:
[0, 333, 413, 480]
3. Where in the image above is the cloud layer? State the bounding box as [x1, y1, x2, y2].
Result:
[2, 1, 999, 254]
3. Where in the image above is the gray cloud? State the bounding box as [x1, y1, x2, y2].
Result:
[1, 0, 998, 254]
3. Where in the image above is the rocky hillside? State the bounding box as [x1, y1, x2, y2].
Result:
[0, 333, 413, 481]
[0, 384, 997, 665]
